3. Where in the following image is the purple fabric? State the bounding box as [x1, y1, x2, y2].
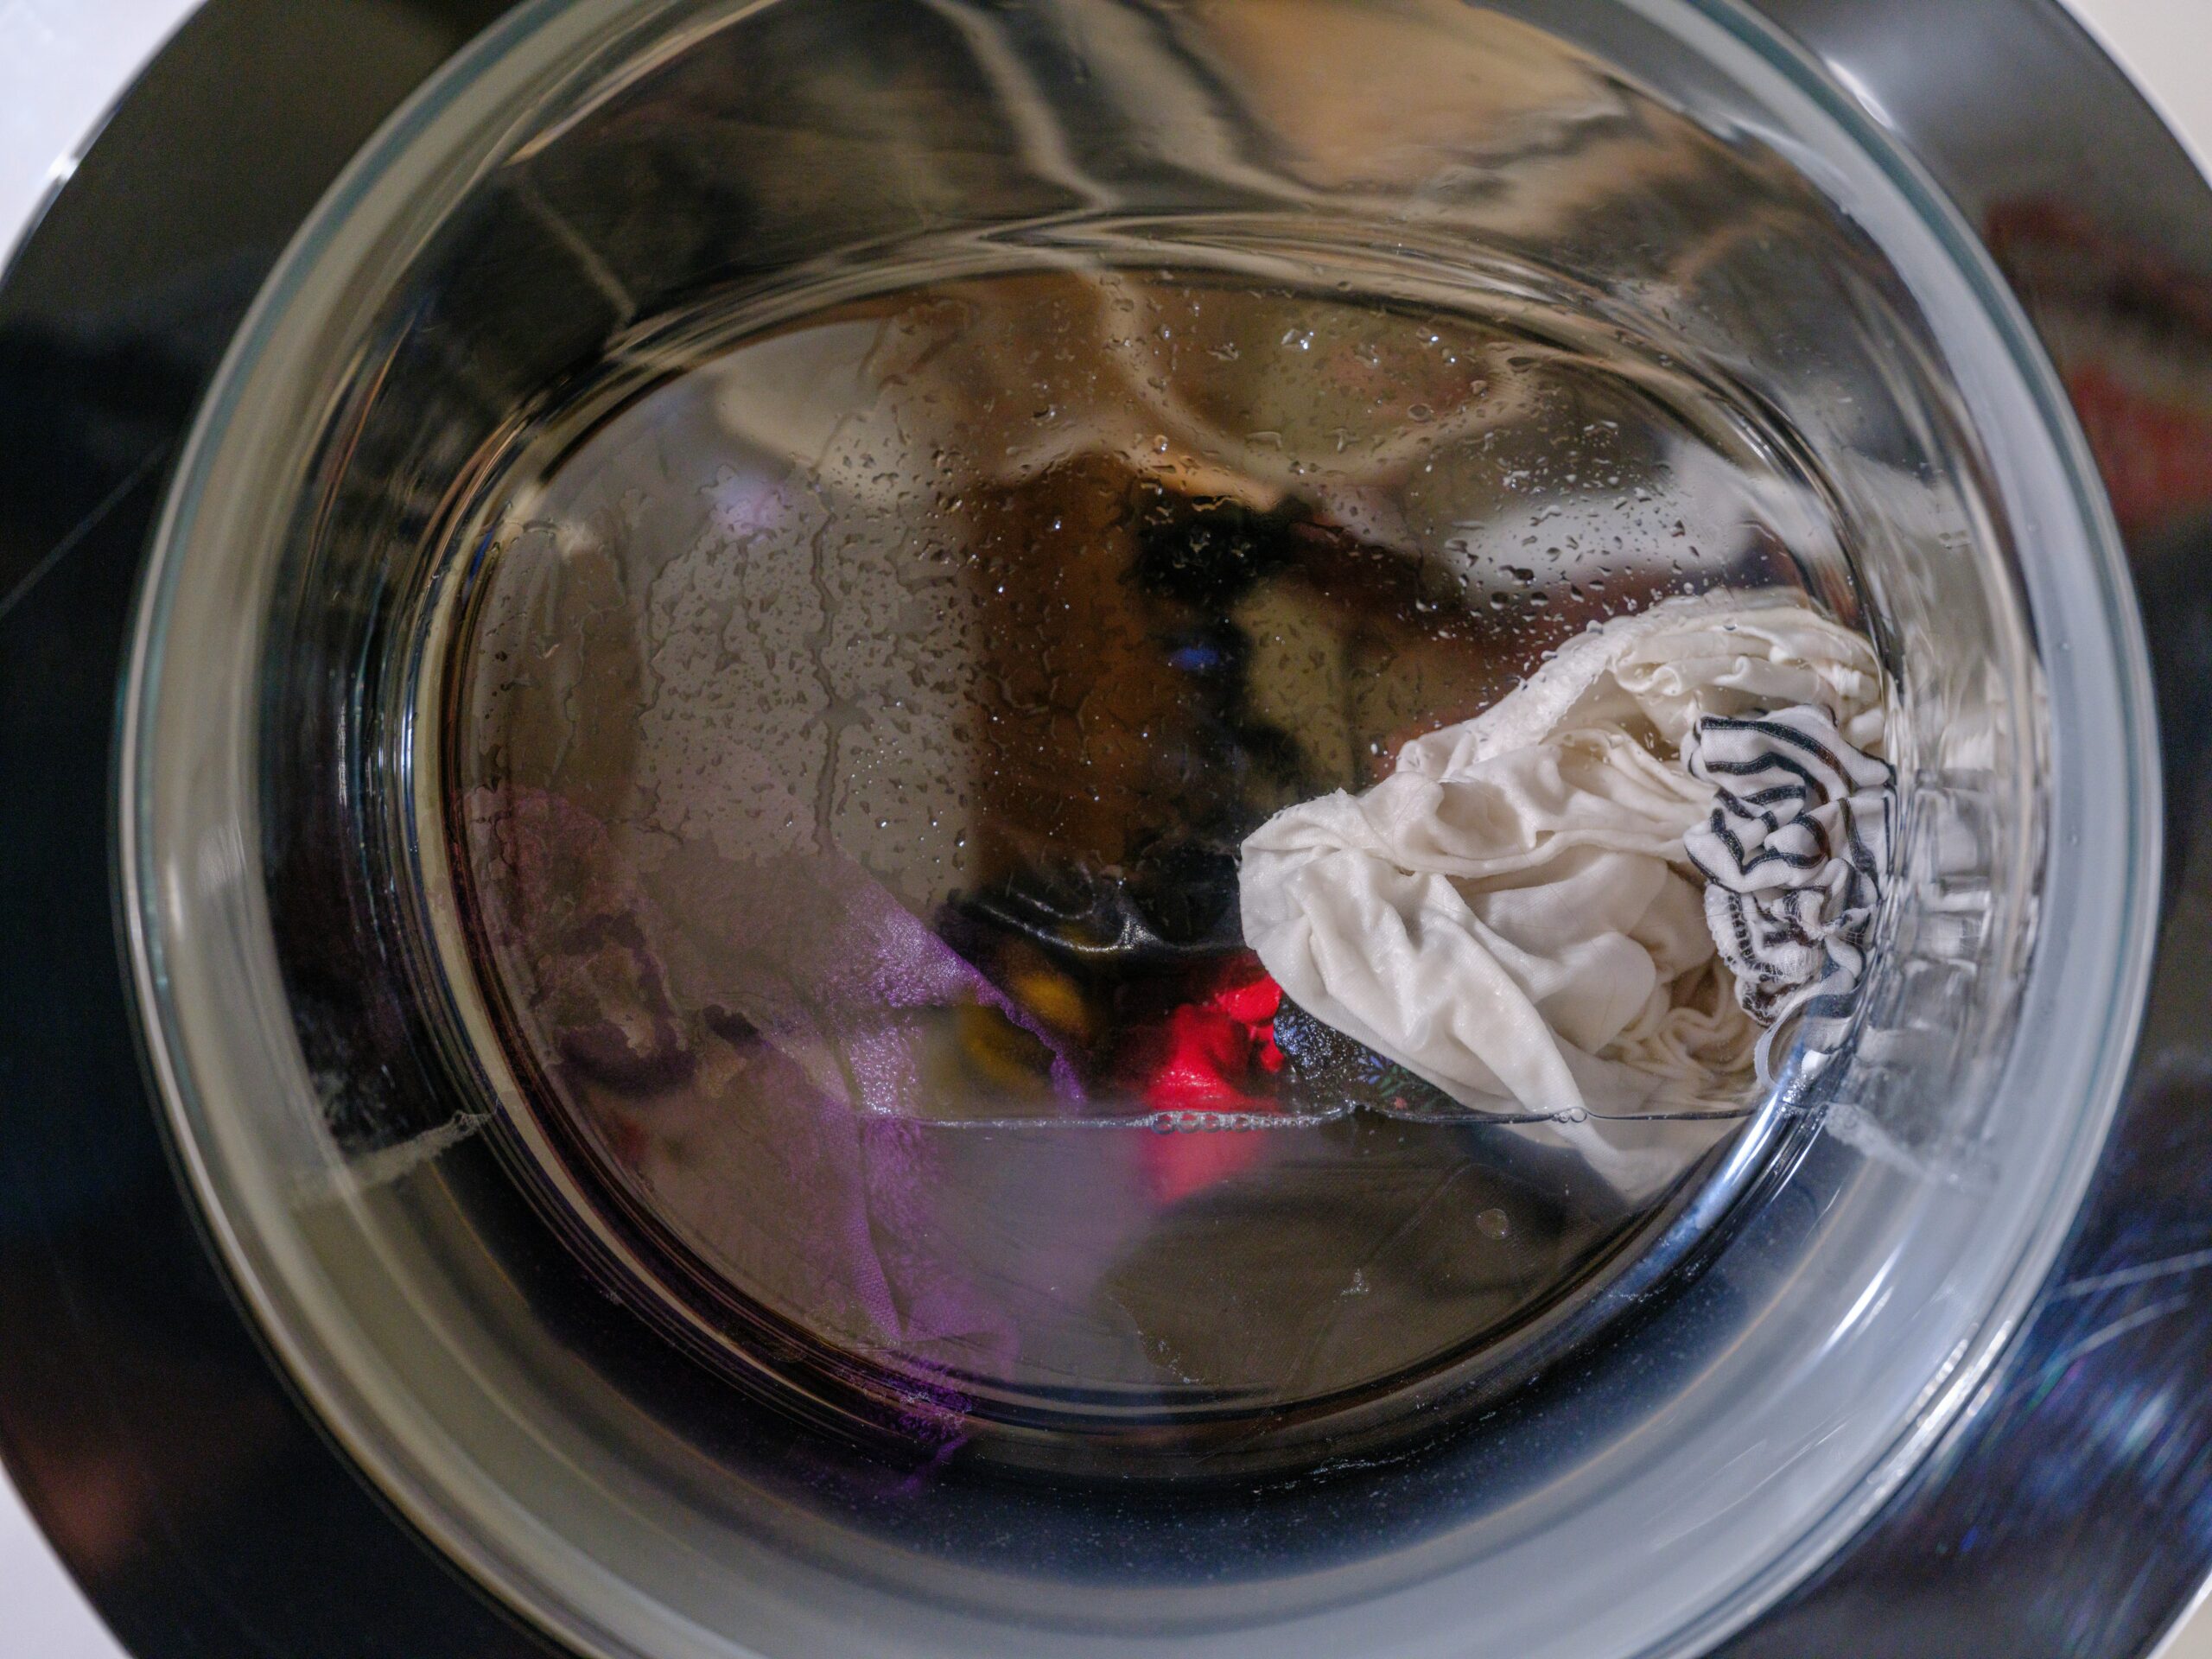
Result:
[467, 784, 1027, 1443]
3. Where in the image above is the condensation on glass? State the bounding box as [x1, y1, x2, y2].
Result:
[436, 245, 1862, 1464]
[120, 2, 2152, 1656]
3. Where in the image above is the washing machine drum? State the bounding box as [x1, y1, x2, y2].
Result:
[8, 2, 2212, 1657]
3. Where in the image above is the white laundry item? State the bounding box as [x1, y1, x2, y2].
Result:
[1239, 589, 1891, 1192]
[1684, 705, 1897, 1081]
[1394, 592, 1888, 774]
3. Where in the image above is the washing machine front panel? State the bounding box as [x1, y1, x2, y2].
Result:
[1, 3, 2209, 1657]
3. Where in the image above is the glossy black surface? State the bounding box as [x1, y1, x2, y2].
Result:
[1718, 3, 2212, 1654]
[0, 1, 2207, 1656]
[0, 3, 556, 1655]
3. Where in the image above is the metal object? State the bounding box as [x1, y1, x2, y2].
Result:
[0, 1, 2208, 1656]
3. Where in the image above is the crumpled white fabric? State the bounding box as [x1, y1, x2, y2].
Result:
[1239, 590, 1889, 1192]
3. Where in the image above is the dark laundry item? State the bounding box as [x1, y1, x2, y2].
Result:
[1128, 485, 1309, 608]
[1272, 998, 1465, 1122]
[944, 847, 1245, 969]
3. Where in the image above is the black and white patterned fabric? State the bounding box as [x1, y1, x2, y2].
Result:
[1683, 705, 1895, 1077]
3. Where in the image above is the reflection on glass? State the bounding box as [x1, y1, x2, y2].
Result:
[444, 250, 1852, 1459]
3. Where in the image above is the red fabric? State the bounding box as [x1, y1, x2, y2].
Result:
[1145, 1003, 1262, 1111]
[1212, 974, 1282, 1028]
[1137, 963, 1287, 1203]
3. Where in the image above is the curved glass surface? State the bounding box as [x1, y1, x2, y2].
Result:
[121, 1, 2158, 1656]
